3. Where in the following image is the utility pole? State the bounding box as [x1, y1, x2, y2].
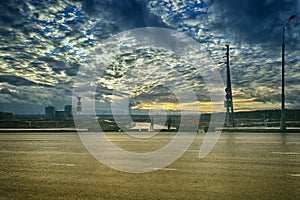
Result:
[281, 25, 286, 132]
[225, 45, 235, 127]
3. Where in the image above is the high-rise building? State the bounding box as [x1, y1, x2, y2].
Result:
[64, 105, 72, 119]
[45, 106, 55, 119]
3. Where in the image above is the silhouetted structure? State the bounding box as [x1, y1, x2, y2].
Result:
[150, 117, 154, 131]
[64, 105, 72, 119]
[44, 105, 74, 120]
[55, 111, 65, 120]
[281, 15, 296, 132]
[0, 112, 13, 119]
[167, 116, 172, 130]
[45, 106, 55, 119]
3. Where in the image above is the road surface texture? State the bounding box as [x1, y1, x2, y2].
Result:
[1, 131, 300, 199]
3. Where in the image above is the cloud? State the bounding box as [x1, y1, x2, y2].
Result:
[208, 0, 300, 45]
[0, 87, 14, 95]
[79, 0, 167, 28]
[0, 75, 53, 87]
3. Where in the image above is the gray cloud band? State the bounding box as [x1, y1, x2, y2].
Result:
[72, 27, 225, 173]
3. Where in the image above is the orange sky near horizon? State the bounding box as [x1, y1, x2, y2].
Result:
[131, 98, 280, 113]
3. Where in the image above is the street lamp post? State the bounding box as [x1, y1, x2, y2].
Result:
[281, 15, 296, 132]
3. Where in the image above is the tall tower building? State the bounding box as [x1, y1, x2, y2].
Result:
[45, 106, 55, 119]
[64, 105, 72, 119]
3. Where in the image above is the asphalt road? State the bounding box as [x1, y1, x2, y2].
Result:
[0, 131, 300, 199]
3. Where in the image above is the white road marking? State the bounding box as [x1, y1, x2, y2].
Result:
[153, 167, 177, 171]
[290, 174, 300, 177]
[0, 150, 86, 155]
[51, 163, 75, 167]
[272, 152, 299, 155]
[182, 150, 199, 152]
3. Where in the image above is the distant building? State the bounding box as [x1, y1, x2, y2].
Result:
[55, 110, 65, 120]
[64, 105, 72, 119]
[45, 106, 55, 119]
[45, 105, 74, 120]
[0, 112, 13, 119]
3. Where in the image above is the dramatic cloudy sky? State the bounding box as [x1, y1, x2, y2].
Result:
[0, 0, 300, 114]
